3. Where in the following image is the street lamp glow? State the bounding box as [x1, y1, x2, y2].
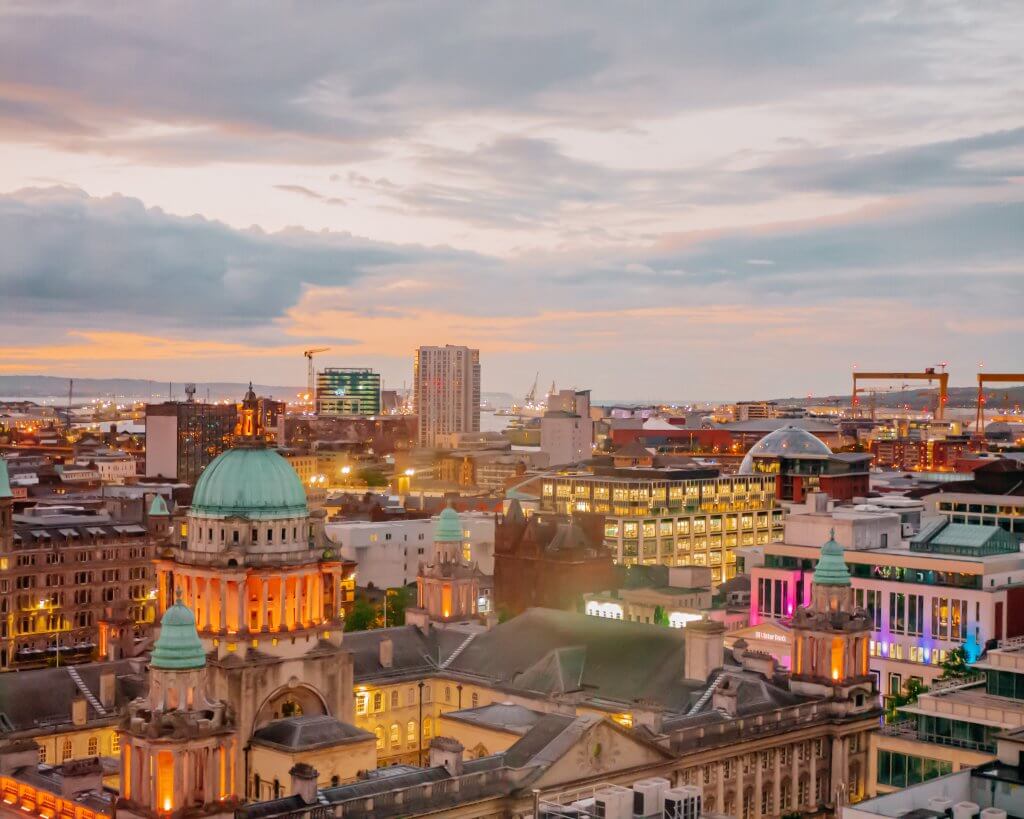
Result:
[404, 468, 415, 477]
[340, 466, 351, 475]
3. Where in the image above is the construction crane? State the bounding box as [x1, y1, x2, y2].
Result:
[524, 372, 539, 405]
[975, 372, 1024, 435]
[852, 368, 950, 420]
[304, 348, 329, 406]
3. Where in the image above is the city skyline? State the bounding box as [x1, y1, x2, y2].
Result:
[1, 3, 1022, 398]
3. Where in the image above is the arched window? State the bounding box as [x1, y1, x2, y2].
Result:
[374, 726, 384, 750]
[407, 721, 416, 745]
[87, 736, 98, 756]
[423, 717, 433, 739]
[390, 690, 399, 708]
[281, 699, 302, 718]
[373, 692, 383, 712]
[62, 738, 73, 761]
[389, 723, 400, 749]
[444, 685, 451, 703]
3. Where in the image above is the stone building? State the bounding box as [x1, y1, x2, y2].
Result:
[151, 417, 357, 797]
[493, 501, 615, 616]
[406, 507, 485, 626]
[0, 460, 165, 670]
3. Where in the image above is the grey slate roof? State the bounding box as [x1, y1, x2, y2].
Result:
[444, 608, 704, 712]
[251, 715, 373, 751]
[441, 702, 547, 735]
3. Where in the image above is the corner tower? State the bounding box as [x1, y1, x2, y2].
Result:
[118, 599, 238, 819]
[408, 507, 483, 626]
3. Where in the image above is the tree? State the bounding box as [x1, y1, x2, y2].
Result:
[345, 598, 379, 632]
[653, 605, 670, 627]
[357, 467, 388, 487]
[885, 677, 928, 723]
[938, 645, 971, 680]
[384, 586, 412, 627]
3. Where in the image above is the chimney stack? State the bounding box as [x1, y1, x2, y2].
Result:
[684, 617, 726, 683]
[428, 737, 464, 776]
[289, 763, 319, 805]
[71, 696, 88, 727]
[99, 669, 116, 709]
[379, 638, 393, 669]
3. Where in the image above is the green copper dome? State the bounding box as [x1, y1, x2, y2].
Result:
[191, 447, 308, 519]
[814, 529, 851, 586]
[148, 494, 169, 516]
[435, 507, 463, 542]
[152, 600, 207, 670]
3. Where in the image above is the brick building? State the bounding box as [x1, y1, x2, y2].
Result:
[493, 501, 615, 616]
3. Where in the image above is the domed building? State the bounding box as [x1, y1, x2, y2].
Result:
[153, 392, 357, 796]
[407, 507, 486, 626]
[738, 425, 871, 502]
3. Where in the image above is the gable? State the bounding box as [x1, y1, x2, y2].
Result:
[534, 720, 671, 788]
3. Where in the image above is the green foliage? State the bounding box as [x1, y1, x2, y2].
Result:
[385, 586, 412, 627]
[497, 605, 512, 624]
[653, 605, 670, 627]
[885, 677, 928, 723]
[938, 645, 970, 680]
[345, 598, 379, 632]
[357, 467, 388, 487]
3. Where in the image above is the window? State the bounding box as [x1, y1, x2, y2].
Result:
[62, 738, 73, 761]
[88, 737, 98, 756]
[407, 721, 416, 745]
[423, 717, 433, 739]
[390, 723, 400, 749]
[374, 726, 384, 750]
[38, 745, 47, 763]
[444, 685, 451, 703]
[390, 690, 399, 708]
[876, 750, 952, 787]
[373, 692, 383, 712]
[356, 693, 369, 715]
[471, 692, 479, 707]
[111, 733, 120, 753]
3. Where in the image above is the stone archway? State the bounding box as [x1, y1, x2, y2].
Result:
[253, 683, 329, 730]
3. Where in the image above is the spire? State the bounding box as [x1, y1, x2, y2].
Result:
[151, 592, 207, 670]
[813, 528, 851, 587]
[148, 494, 169, 516]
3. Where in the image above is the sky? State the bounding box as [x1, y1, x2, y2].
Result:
[0, 2, 1022, 401]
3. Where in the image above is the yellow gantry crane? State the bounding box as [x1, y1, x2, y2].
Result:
[976, 373, 1024, 434]
[852, 368, 950, 420]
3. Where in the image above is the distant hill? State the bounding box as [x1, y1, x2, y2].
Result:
[0, 375, 301, 402]
[773, 385, 1024, 410]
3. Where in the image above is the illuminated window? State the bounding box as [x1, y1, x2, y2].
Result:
[38, 745, 46, 763]
[356, 693, 368, 715]
[88, 736, 98, 756]
[407, 721, 416, 744]
[157, 750, 175, 812]
[62, 738, 73, 761]
[373, 692, 383, 712]
[423, 717, 433, 739]
[374, 726, 384, 750]
[390, 723, 400, 748]
[111, 733, 120, 753]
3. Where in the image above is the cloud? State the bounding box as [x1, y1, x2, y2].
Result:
[273, 184, 346, 205]
[0, 186, 474, 326]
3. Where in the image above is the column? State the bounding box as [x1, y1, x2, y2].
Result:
[735, 757, 744, 818]
[277, 577, 286, 631]
[773, 750, 781, 816]
[754, 754, 763, 819]
[790, 746, 799, 810]
[174, 751, 185, 812]
[219, 581, 228, 632]
[259, 579, 268, 631]
[295, 574, 304, 627]
[830, 736, 846, 806]
[197, 577, 207, 630]
[138, 748, 149, 807]
[157, 570, 167, 613]
[809, 746, 817, 806]
[716, 763, 725, 813]
[235, 581, 246, 633]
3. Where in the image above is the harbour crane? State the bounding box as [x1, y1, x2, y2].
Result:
[304, 348, 329, 406]
[524, 372, 539, 405]
[975, 372, 1024, 435]
[852, 368, 949, 420]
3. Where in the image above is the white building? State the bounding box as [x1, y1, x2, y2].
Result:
[413, 345, 481, 448]
[325, 511, 495, 589]
[74, 451, 137, 484]
[540, 389, 594, 466]
[750, 493, 1024, 695]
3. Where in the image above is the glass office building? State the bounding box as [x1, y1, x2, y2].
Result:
[316, 368, 382, 416]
